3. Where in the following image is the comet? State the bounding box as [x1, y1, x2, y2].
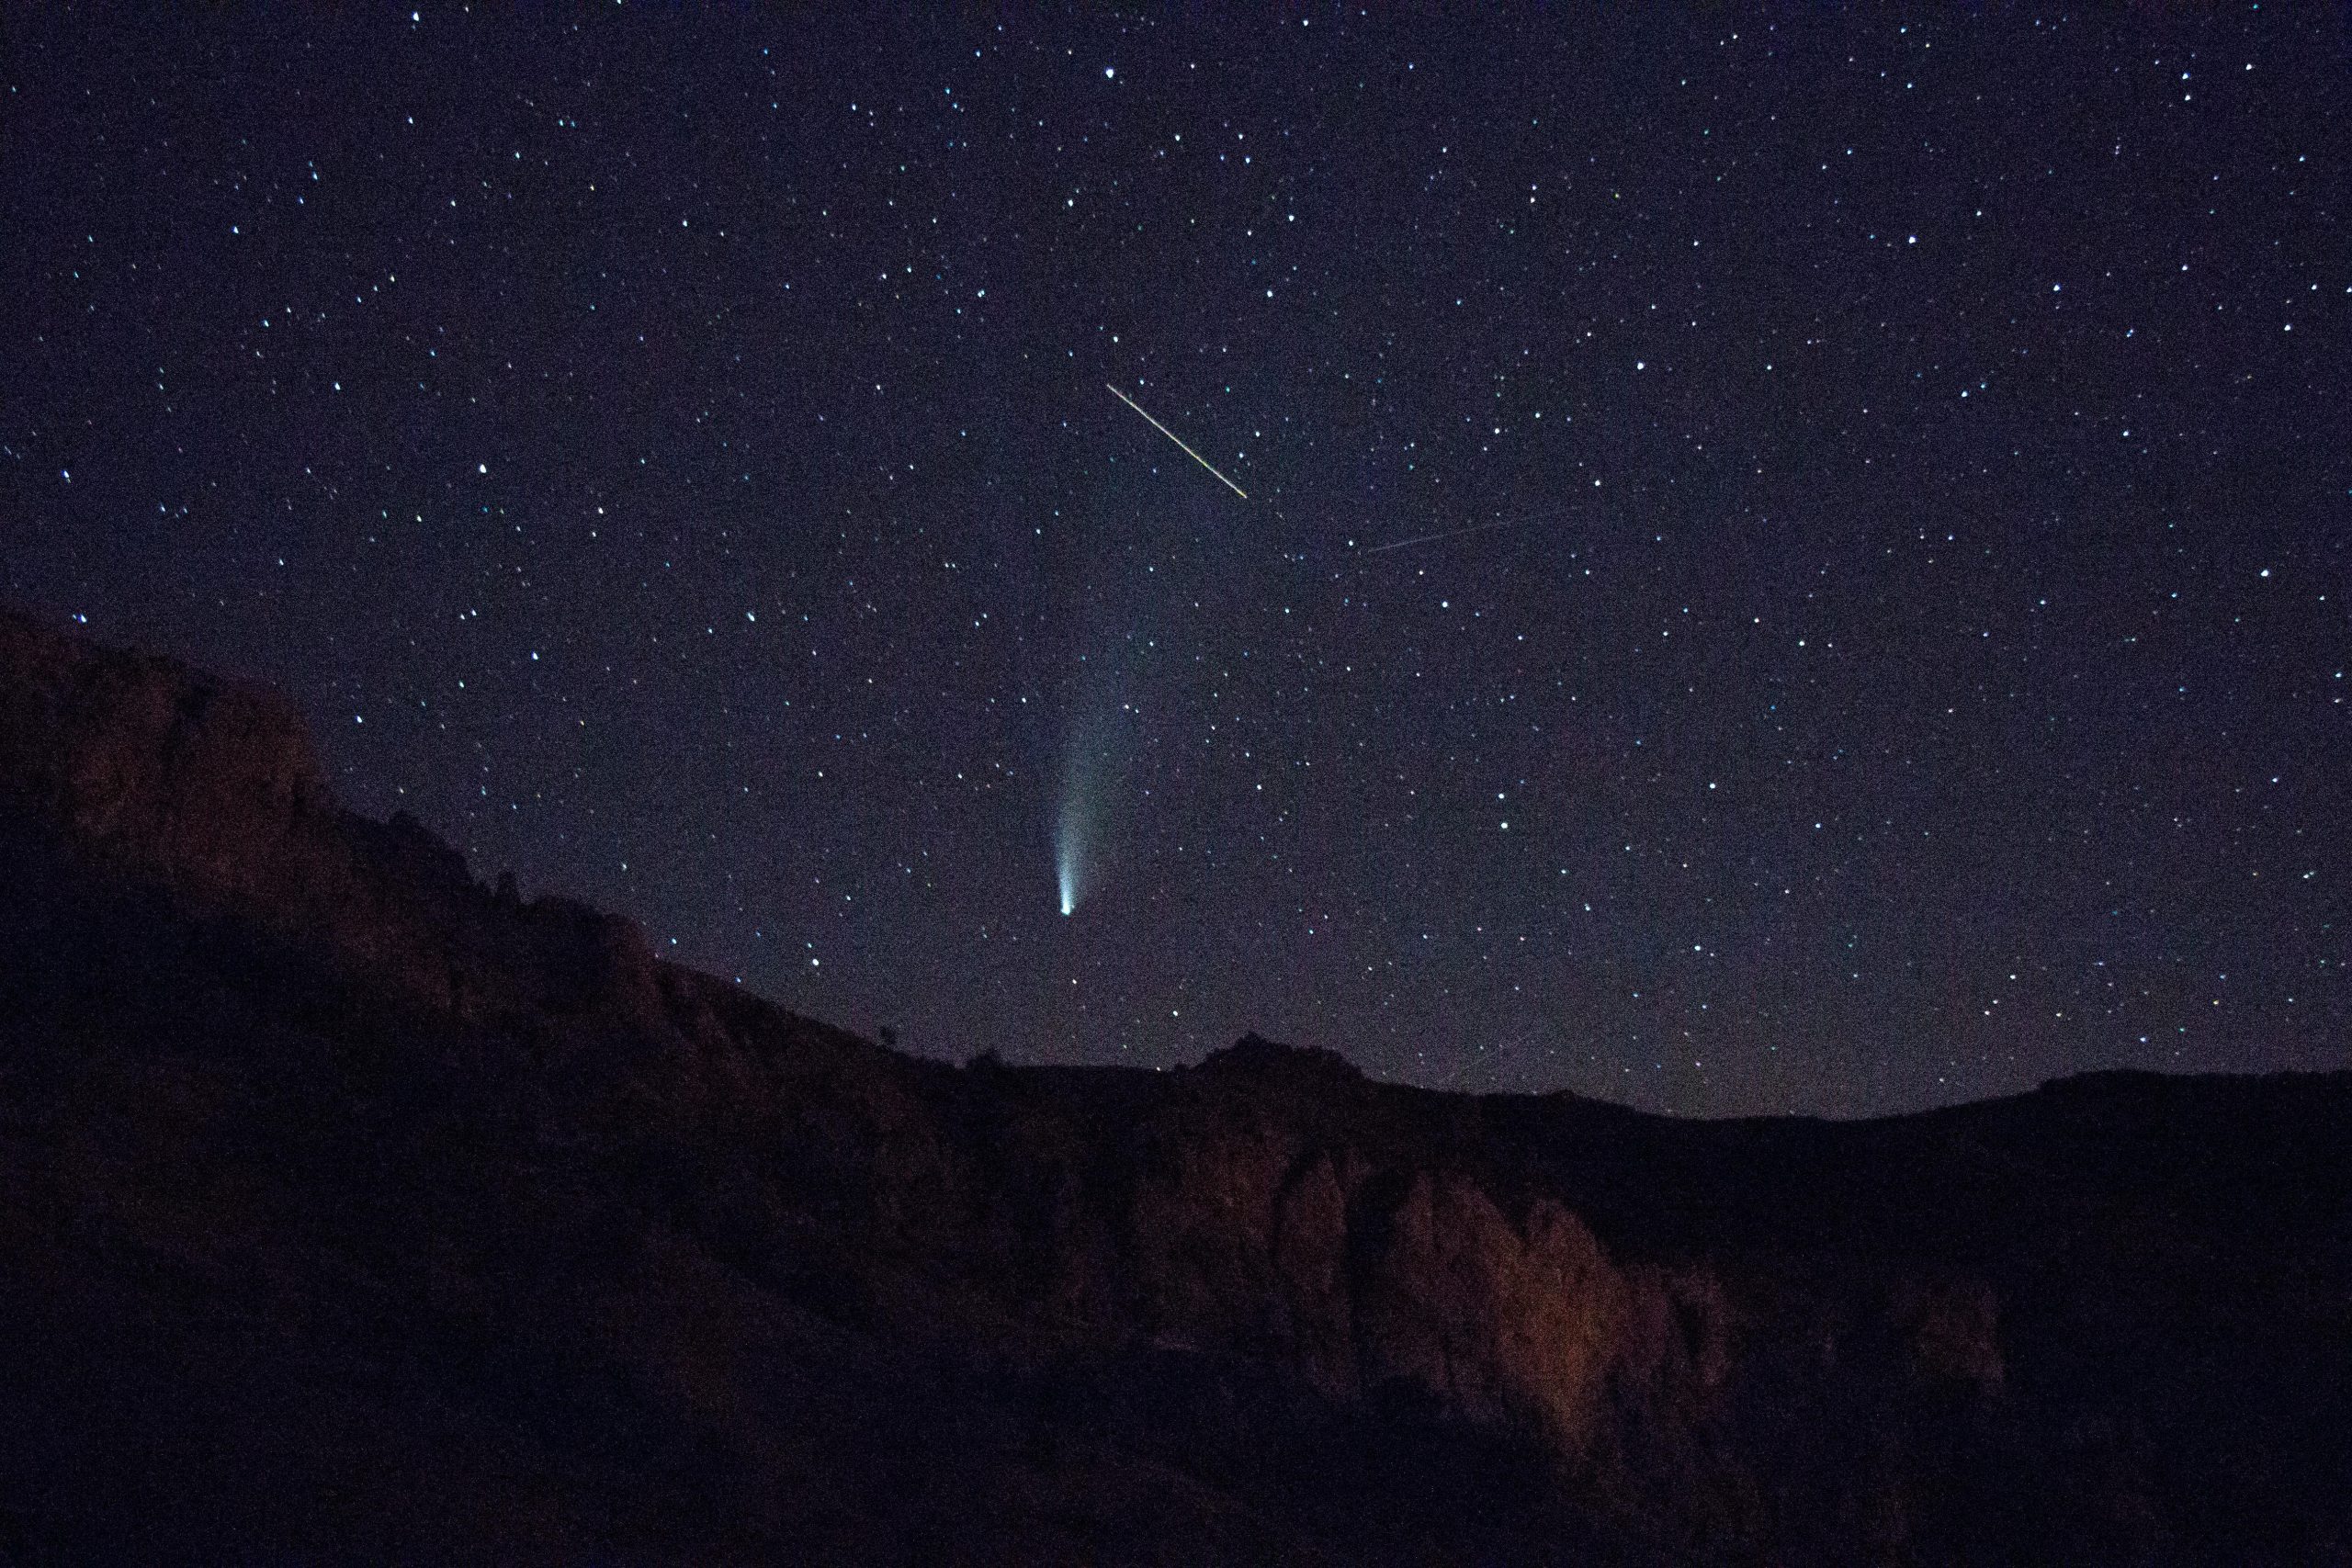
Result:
[1104, 383, 1249, 500]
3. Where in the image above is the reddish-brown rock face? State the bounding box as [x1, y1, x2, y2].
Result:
[0, 604, 2346, 1566]
[1122, 1127, 1633, 1445]
[1347, 1175, 1629, 1445]
[0, 607, 663, 1031]
[0, 609, 330, 893]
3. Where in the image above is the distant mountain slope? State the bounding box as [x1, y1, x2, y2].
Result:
[0, 604, 2345, 1565]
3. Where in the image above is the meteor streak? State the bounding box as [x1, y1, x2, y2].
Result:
[1104, 383, 1249, 500]
[1362, 515, 1536, 555]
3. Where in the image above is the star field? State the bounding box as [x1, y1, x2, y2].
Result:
[5, 9, 2345, 1114]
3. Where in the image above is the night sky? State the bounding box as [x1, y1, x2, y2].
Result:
[6, 9, 2346, 1116]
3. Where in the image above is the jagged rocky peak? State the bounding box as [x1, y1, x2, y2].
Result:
[0, 605, 659, 1025]
[0, 605, 333, 883]
[1195, 1031, 1365, 1084]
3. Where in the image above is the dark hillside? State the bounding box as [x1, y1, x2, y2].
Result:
[0, 606, 2345, 1564]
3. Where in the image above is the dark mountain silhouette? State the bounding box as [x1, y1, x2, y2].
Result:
[0, 604, 2345, 1564]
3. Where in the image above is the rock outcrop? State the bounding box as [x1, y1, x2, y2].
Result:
[0, 604, 2345, 1564]
[0, 608, 663, 1029]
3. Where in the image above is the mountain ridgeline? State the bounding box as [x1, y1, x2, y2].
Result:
[0, 605, 2345, 1564]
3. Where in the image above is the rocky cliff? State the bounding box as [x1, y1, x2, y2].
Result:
[0, 605, 2345, 1564]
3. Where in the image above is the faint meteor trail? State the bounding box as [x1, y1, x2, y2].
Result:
[1363, 515, 1539, 555]
[1104, 383, 1249, 500]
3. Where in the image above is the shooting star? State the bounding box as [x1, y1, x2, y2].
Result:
[1105, 384, 1249, 501]
[1362, 515, 1538, 555]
